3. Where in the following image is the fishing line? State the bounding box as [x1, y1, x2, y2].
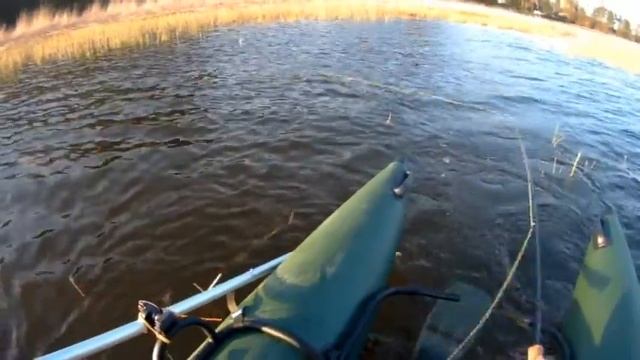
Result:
[447, 133, 541, 359]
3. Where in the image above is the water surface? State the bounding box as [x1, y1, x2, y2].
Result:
[1, 20, 639, 359]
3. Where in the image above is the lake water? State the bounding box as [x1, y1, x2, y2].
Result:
[1, 20, 639, 359]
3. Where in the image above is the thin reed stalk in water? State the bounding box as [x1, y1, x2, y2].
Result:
[262, 226, 281, 241]
[551, 124, 561, 147]
[194, 273, 222, 292]
[208, 273, 222, 290]
[570, 152, 582, 177]
[69, 275, 86, 298]
[264, 209, 297, 240]
[68, 265, 86, 298]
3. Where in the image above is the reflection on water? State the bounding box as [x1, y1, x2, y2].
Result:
[0, 20, 639, 359]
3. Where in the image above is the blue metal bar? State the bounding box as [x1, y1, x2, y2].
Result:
[37, 253, 289, 360]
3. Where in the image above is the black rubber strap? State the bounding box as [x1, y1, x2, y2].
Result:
[180, 286, 458, 360]
[335, 286, 459, 359]
[201, 318, 324, 360]
[152, 316, 217, 360]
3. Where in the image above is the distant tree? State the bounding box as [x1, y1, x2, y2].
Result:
[593, 20, 609, 32]
[592, 6, 605, 18]
[577, 7, 586, 19]
[574, 7, 594, 27]
[509, 0, 525, 11]
[591, 7, 602, 17]
[521, 0, 536, 12]
[606, 11, 615, 27]
[540, 0, 553, 13]
[563, 0, 579, 22]
[619, 19, 632, 39]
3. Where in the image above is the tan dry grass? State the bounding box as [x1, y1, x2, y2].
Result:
[0, 0, 639, 79]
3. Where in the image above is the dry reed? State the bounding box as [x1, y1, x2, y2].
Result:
[192, 282, 205, 292]
[68, 274, 86, 297]
[1, 0, 640, 80]
[570, 151, 582, 177]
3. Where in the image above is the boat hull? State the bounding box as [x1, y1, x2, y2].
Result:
[202, 162, 409, 359]
[562, 213, 640, 360]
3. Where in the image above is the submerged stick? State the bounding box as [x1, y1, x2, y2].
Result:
[68, 265, 86, 298]
[552, 157, 557, 175]
[194, 273, 223, 292]
[262, 226, 281, 241]
[192, 274, 224, 322]
[288, 209, 295, 225]
[199, 316, 223, 322]
[265, 209, 296, 240]
[385, 113, 392, 126]
[570, 152, 582, 177]
[69, 276, 86, 298]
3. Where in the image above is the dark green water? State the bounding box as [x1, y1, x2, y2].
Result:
[1, 20, 639, 359]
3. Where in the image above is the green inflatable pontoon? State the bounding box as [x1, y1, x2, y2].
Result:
[562, 213, 640, 360]
[194, 161, 410, 359]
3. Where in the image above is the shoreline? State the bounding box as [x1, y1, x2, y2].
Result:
[1, 0, 640, 79]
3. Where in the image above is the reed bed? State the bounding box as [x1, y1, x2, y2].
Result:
[1, 0, 639, 79]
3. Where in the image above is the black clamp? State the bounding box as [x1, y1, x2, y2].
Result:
[137, 300, 217, 360]
[138, 300, 178, 344]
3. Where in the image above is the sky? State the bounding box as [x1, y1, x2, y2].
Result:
[579, 0, 640, 25]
